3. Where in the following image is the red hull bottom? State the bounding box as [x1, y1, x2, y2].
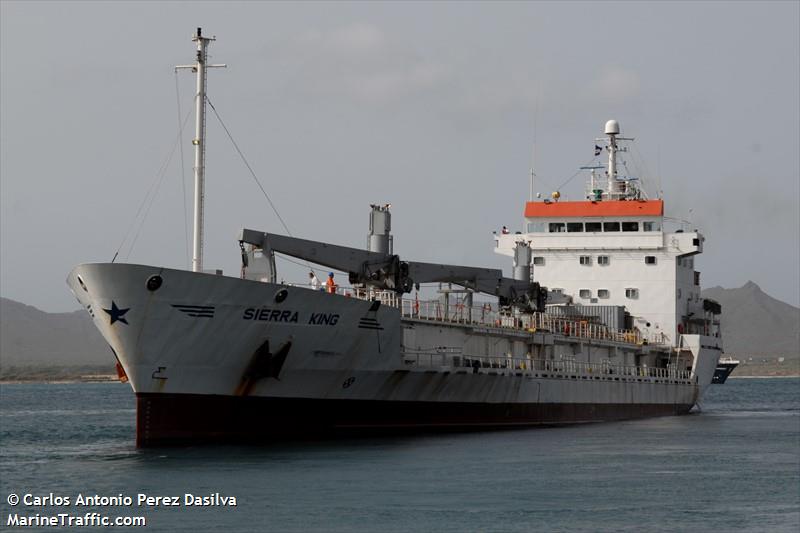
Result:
[135, 393, 694, 447]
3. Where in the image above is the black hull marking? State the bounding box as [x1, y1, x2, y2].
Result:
[135, 393, 693, 447]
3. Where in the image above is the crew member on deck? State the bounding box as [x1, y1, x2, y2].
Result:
[501, 225, 509, 234]
[309, 271, 321, 291]
[326, 272, 337, 294]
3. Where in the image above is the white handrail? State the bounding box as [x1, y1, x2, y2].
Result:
[400, 351, 694, 382]
[305, 284, 668, 348]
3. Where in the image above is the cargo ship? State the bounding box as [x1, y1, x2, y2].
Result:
[67, 29, 723, 447]
[713, 357, 740, 384]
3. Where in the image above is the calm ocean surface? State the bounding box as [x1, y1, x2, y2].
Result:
[1, 379, 798, 532]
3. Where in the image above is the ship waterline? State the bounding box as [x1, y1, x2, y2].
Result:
[136, 394, 694, 447]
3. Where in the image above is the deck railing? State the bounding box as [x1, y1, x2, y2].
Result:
[344, 287, 667, 347]
[401, 351, 694, 382]
[298, 283, 667, 347]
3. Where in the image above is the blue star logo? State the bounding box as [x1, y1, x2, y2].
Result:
[103, 301, 130, 325]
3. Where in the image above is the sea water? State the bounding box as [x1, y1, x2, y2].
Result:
[1, 379, 798, 532]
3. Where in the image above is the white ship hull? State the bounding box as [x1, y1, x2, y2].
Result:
[67, 263, 719, 447]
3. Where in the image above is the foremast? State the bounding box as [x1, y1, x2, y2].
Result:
[176, 28, 225, 273]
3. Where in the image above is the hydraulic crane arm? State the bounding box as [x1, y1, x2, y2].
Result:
[238, 228, 545, 310]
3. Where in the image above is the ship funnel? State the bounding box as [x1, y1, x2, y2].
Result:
[512, 241, 532, 283]
[368, 204, 393, 255]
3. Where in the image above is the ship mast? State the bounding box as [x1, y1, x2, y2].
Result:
[176, 28, 225, 273]
[596, 119, 634, 201]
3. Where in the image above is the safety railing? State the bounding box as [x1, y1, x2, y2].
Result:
[401, 351, 694, 383]
[299, 284, 668, 348]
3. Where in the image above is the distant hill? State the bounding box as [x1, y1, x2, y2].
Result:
[1, 281, 798, 366]
[702, 281, 800, 358]
[0, 297, 110, 366]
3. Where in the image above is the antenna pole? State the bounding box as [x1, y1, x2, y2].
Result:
[529, 168, 534, 202]
[177, 28, 225, 273]
[192, 28, 210, 272]
[607, 131, 617, 197]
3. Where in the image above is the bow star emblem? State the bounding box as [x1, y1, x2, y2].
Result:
[103, 301, 130, 325]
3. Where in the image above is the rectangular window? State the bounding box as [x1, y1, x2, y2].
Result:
[597, 255, 610, 266]
[579, 255, 592, 266]
[567, 222, 584, 232]
[549, 222, 566, 233]
[603, 222, 620, 232]
[677, 258, 683, 267]
[622, 221, 639, 232]
[642, 221, 660, 232]
[694, 271, 700, 286]
[645, 256, 657, 265]
[598, 289, 610, 299]
[533, 256, 545, 266]
[585, 222, 602, 232]
[527, 221, 546, 233]
[551, 288, 564, 294]
[579, 289, 591, 299]
[625, 288, 639, 299]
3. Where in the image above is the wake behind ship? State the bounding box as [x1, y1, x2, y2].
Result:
[67, 29, 723, 447]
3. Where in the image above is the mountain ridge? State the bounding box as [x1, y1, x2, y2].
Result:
[1, 280, 798, 365]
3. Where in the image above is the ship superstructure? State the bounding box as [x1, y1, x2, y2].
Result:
[66, 31, 723, 447]
[495, 120, 723, 350]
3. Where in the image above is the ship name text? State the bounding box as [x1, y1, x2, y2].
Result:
[242, 308, 339, 326]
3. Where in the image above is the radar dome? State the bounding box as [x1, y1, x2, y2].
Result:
[604, 120, 620, 135]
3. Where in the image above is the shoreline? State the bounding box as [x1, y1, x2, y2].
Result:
[2, 375, 798, 385]
[728, 374, 800, 379]
[0, 375, 121, 385]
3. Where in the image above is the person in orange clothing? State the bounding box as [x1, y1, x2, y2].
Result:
[326, 272, 337, 294]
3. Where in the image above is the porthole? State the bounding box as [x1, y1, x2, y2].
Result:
[146, 275, 163, 292]
[274, 288, 289, 303]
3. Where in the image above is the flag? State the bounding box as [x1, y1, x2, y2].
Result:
[594, 145, 602, 156]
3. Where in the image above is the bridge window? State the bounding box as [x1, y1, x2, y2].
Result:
[549, 222, 566, 233]
[585, 222, 602, 232]
[603, 222, 620, 232]
[567, 222, 583, 232]
[625, 288, 639, 299]
[579, 289, 591, 299]
[643, 221, 661, 231]
[579, 255, 592, 266]
[527, 221, 546, 233]
[597, 289, 610, 299]
[533, 256, 545, 266]
[622, 221, 639, 232]
[645, 256, 657, 265]
[597, 255, 610, 266]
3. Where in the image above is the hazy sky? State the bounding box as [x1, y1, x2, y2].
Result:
[2, 1, 798, 312]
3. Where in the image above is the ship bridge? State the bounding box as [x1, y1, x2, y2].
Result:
[494, 120, 715, 348]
